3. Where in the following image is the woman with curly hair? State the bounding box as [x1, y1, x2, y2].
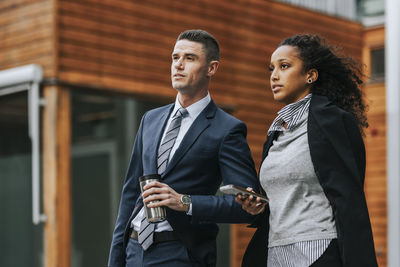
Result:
[236, 34, 378, 267]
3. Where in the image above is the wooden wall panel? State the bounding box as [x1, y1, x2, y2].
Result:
[56, 0, 365, 266]
[363, 26, 386, 267]
[0, 0, 380, 266]
[0, 0, 57, 77]
[43, 86, 71, 267]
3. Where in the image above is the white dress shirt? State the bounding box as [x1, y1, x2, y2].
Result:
[131, 92, 211, 232]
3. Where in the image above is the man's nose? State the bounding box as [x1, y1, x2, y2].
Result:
[174, 58, 184, 69]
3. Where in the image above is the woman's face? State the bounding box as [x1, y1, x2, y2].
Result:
[269, 45, 311, 105]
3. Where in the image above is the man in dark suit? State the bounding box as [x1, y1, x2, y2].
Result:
[108, 29, 259, 267]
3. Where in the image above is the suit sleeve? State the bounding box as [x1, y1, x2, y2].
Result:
[108, 114, 145, 267]
[190, 122, 260, 224]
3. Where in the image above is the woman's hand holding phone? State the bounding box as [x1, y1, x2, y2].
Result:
[235, 187, 267, 215]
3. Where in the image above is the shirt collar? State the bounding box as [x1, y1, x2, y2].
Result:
[172, 92, 211, 119]
[268, 93, 312, 134]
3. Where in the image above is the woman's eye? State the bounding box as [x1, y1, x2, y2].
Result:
[268, 66, 274, 72]
[281, 64, 289, 69]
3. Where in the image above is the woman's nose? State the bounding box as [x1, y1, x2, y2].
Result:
[271, 72, 278, 81]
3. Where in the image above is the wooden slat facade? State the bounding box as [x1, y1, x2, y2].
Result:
[0, 0, 57, 77]
[56, 1, 365, 266]
[363, 26, 386, 267]
[0, 0, 384, 266]
[57, 0, 363, 164]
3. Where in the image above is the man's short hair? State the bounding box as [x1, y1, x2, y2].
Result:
[177, 29, 220, 62]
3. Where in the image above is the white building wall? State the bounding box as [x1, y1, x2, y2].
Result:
[274, 0, 357, 20]
[386, 0, 400, 266]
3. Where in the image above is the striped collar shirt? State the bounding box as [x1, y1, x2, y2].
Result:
[268, 94, 312, 134]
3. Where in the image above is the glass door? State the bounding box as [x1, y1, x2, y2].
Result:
[70, 90, 162, 267]
[0, 90, 44, 267]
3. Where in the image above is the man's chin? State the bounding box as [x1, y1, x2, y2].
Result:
[172, 84, 188, 93]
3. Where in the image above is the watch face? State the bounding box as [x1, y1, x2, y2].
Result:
[182, 195, 191, 205]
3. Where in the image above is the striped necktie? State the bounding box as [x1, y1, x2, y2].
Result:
[157, 107, 188, 174]
[138, 107, 188, 250]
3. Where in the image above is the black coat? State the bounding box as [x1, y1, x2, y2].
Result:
[242, 94, 378, 267]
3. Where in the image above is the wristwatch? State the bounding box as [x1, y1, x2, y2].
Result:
[181, 194, 192, 208]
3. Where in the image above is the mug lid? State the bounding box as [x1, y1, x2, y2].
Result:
[139, 174, 161, 182]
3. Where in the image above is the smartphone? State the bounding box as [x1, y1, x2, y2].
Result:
[219, 184, 269, 203]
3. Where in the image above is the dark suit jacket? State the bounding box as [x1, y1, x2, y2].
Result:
[242, 94, 378, 267]
[108, 100, 259, 267]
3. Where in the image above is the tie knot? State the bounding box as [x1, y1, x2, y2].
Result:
[175, 107, 188, 118]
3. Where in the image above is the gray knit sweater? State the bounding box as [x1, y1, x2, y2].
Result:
[260, 111, 337, 248]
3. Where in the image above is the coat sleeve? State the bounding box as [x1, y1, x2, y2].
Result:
[190, 122, 260, 224]
[342, 112, 366, 185]
[308, 100, 377, 267]
[311, 106, 365, 190]
[108, 114, 146, 267]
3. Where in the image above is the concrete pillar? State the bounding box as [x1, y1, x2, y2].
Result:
[386, 0, 400, 266]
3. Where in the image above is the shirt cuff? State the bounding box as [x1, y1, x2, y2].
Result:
[186, 203, 193, 215]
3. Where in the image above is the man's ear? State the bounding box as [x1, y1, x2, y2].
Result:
[207, 61, 219, 77]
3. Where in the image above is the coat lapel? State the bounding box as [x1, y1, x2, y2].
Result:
[261, 131, 279, 162]
[149, 104, 174, 173]
[162, 100, 217, 177]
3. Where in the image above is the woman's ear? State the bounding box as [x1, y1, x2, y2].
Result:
[306, 69, 318, 84]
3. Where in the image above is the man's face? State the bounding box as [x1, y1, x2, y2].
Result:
[171, 40, 209, 95]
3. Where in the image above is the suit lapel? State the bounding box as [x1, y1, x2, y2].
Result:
[149, 105, 174, 173]
[162, 100, 217, 177]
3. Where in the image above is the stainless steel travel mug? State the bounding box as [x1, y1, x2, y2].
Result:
[139, 174, 166, 223]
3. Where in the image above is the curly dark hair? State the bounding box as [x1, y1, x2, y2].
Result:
[280, 34, 368, 132]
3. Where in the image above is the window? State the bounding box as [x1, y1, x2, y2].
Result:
[370, 47, 385, 83]
[70, 89, 162, 267]
[357, 0, 385, 17]
[0, 65, 45, 267]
